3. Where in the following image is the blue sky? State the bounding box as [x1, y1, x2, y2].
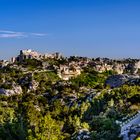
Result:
[0, 0, 140, 59]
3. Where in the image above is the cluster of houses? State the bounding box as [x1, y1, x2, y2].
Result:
[58, 64, 81, 80]
[1, 49, 140, 80]
[89, 61, 124, 74]
[58, 58, 140, 80]
[89, 58, 140, 74]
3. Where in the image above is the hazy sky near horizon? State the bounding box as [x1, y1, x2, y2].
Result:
[0, 0, 140, 59]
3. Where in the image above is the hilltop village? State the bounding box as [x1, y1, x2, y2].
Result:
[1, 49, 140, 80]
[0, 49, 140, 140]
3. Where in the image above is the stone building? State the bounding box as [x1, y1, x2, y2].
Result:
[58, 65, 81, 80]
[16, 49, 42, 62]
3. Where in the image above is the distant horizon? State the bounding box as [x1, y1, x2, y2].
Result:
[1, 0, 140, 59]
[1, 48, 140, 61]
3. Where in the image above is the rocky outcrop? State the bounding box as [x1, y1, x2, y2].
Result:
[0, 84, 22, 96]
[121, 124, 140, 140]
[28, 80, 39, 92]
[133, 61, 140, 74]
[105, 74, 129, 88]
[105, 74, 140, 88]
[72, 129, 90, 140]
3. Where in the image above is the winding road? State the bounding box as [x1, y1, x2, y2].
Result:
[121, 113, 140, 133]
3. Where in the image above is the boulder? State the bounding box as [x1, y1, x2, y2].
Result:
[105, 74, 129, 88]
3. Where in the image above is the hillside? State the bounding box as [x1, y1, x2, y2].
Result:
[0, 50, 140, 140]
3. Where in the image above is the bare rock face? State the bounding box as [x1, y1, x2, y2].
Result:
[13, 85, 22, 94]
[71, 129, 90, 140]
[0, 89, 14, 96]
[133, 61, 140, 74]
[105, 74, 129, 88]
[134, 61, 140, 69]
[0, 85, 22, 96]
[28, 80, 39, 92]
